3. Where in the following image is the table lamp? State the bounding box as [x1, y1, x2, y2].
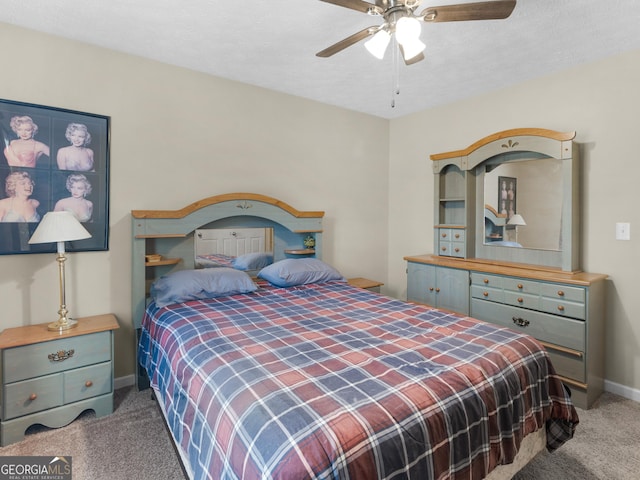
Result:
[507, 213, 526, 243]
[28, 211, 91, 331]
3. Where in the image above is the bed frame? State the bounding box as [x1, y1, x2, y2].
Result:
[130, 192, 546, 479]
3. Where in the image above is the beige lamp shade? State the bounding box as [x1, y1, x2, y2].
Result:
[507, 214, 527, 226]
[29, 211, 91, 251]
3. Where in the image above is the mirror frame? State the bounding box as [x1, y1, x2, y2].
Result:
[470, 129, 579, 271]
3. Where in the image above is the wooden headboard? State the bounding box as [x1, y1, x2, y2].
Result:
[131, 193, 324, 330]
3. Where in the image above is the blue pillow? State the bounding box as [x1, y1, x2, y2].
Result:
[232, 252, 273, 271]
[257, 258, 344, 287]
[150, 267, 257, 307]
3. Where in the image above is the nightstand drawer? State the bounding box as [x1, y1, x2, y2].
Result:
[3, 331, 111, 384]
[4, 374, 63, 420]
[64, 362, 112, 404]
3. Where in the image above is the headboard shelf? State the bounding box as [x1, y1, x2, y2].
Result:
[145, 258, 181, 267]
[284, 249, 316, 255]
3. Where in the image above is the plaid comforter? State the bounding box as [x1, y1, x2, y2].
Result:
[138, 281, 578, 480]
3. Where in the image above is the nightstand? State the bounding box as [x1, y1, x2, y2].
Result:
[347, 277, 384, 293]
[0, 314, 119, 446]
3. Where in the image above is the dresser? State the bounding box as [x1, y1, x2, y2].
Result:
[0, 314, 118, 446]
[405, 255, 606, 409]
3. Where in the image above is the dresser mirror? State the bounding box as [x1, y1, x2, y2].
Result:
[482, 156, 563, 251]
[472, 134, 579, 272]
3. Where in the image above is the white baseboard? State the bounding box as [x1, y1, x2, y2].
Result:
[605, 379, 640, 403]
[115, 374, 136, 390]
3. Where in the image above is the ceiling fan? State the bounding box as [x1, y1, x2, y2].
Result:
[316, 0, 517, 65]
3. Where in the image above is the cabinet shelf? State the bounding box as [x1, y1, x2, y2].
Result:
[145, 258, 181, 267]
[284, 248, 315, 255]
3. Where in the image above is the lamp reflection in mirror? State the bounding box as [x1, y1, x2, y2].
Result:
[507, 214, 526, 244]
[28, 211, 91, 331]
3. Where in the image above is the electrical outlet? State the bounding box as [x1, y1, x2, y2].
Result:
[616, 222, 631, 241]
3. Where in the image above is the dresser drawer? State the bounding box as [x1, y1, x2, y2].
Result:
[502, 278, 541, 295]
[64, 362, 113, 404]
[471, 284, 504, 303]
[471, 299, 585, 351]
[539, 283, 585, 303]
[545, 346, 586, 383]
[470, 272, 504, 289]
[3, 331, 111, 384]
[4, 374, 64, 420]
[540, 298, 586, 320]
[504, 290, 540, 310]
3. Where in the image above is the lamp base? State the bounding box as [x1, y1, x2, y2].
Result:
[48, 318, 78, 331]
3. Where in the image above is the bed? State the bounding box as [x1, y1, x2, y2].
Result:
[132, 194, 578, 480]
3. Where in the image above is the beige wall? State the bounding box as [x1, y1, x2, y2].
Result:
[1, 22, 639, 397]
[0, 23, 390, 379]
[388, 49, 640, 395]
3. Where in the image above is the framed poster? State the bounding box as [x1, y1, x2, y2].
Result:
[498, 175, 517, 225]
[0, 99, 110, 254]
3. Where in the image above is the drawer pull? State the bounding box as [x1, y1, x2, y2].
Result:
[557, 305, 565, 312]
[441, 246, 447, 252]
[483, 278, 489, 284]
[85, 380, 94, 388]
[29, 393, 38, 401]
[517, 284, 523, 289]
[48, 349, 75, 362]
[454, 247, 460, 253]
[429, 287, 434, 292]
[557, 290, 565, 297]
[454, 233, 460, 239]
[435, 288, 440, 293]
[441, 233, 447, 238]
[512, 317, 530, 327]
[483, 291, 489, 297]
[517, 297, 524, 303]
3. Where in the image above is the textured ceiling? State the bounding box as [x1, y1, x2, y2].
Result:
[1, 0, 640, 119]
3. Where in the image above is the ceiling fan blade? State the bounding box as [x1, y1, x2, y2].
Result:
[319, 0, 382, 15]
[420, 0, 516, 22]
[316, 27, 376, 57]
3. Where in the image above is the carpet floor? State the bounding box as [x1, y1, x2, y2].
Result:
[0, 388, 638, 479]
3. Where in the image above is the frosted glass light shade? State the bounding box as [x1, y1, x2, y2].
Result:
[365, 29, 391, 59]
[400, 38, 426, 61]
[395, 16, 421, 45]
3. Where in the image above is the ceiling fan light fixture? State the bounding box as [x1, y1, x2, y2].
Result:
[365, 29, 391, 59]
[394, 16, 422, 45]
[401, 38, 426, 61]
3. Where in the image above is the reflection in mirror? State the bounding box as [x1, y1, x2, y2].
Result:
[195, 227, 274, 271]
[483, 157, 562, 251]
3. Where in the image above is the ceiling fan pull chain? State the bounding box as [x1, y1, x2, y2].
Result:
[391, 38, 400, 108]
